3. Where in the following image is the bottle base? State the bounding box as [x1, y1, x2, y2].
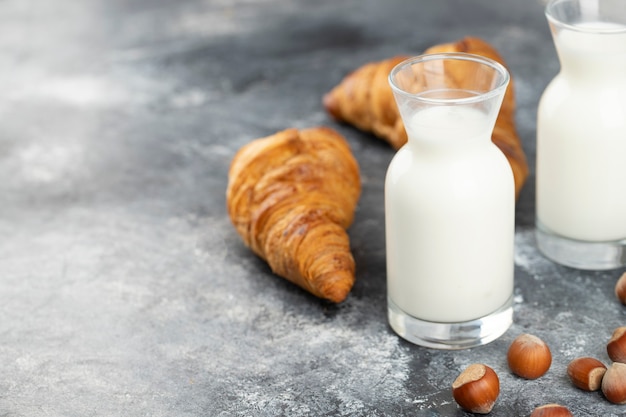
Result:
[536, 221, 626, 270]
[387, 296, 513, 350]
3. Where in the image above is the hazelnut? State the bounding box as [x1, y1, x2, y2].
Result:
[507, 333, 552, 379]
[452, 363, 499, 414]
[601, 362, 626, 404]
[607, 327, 626, 363]
[615, 272, 626, 305]
[566, 357, 607, 391]
[529, 404, 573, 417]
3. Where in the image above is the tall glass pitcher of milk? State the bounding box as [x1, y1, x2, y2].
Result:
[536, 0, 626, 270]
[386, 53, 515, 349]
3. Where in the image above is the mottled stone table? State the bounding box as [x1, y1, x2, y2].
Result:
[1, 0, 625, 415]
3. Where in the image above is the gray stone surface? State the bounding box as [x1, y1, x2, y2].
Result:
[1, 0, 625, 415]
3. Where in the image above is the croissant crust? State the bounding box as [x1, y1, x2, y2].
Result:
[226, 127, 361, 303]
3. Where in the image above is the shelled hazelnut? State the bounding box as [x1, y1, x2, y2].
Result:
[607, 327, 626, 363]
[566, 357, 607, 391]
[529, 403, 573, 417]
[452, 363, 500, 414]
[601, 362, 626, 404]
[507, 334, 552, 379]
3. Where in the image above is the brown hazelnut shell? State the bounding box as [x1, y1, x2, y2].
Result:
[607, 327, 626, 363]
[507, 334, 552, 379]
[530, 403, 573, 417]
[602, 362, 626, 404]
[452, 363, 499, 414]
[566, 357, 607, 391]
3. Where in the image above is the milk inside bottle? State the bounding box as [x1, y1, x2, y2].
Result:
[536, 0, 626, 270]
[386, 53, 515, 349]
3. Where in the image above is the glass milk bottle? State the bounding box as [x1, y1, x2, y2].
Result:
[386, 53, 515, 349]
[536, 0, 626, 270]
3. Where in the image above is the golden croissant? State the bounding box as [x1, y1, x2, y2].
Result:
[226, 127, 361, 303]
[323, 36, 529, 199]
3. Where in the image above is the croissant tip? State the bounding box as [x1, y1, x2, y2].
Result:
[322, 92, 341, 119]
[323, 289, 350, 304]
[317, 272, 354, 303]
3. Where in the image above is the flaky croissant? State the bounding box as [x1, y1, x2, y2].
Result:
[226, 127, 361, 303]
[323, 36, 529, 199]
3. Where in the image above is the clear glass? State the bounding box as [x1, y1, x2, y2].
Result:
[536, 0, 626, 270]
[386, 53, 515, 349]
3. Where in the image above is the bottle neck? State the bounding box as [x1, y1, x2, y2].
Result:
[403, 106, 497, 154]
[553, 27, 626, 79]
[406, 132, 493, 156]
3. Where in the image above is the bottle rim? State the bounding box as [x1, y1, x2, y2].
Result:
[545, 0, 626, 34]
[388, 52, 510, 106]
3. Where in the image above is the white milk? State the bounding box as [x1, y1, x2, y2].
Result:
[537, 22, 626, 241]
[385, 106, 515, 323]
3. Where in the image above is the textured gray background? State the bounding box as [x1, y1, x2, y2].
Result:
[1, 0, 625, 416]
